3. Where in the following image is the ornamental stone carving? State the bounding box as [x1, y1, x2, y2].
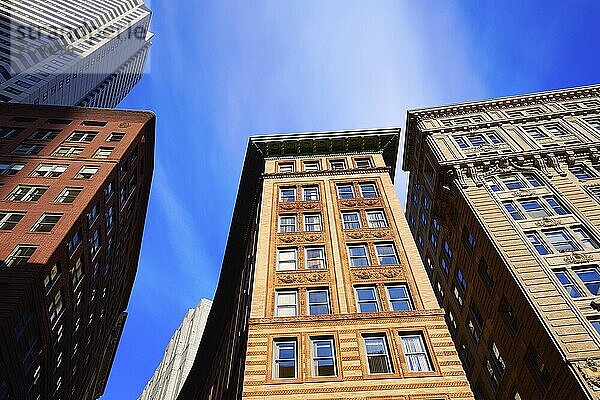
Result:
[579, 358, 600, 391]
[352, 268, 401, 281]
[276, 272, 327, 285]
[344, 229, 391, 240]
[514, 188, 533, 197]
[339, 198, 381, 208]
[278, 201, 321, 212]
[119, 122, 131, 128]
[564, 252, 594, 264]
[534, 217, 561, 227]
[278, 233, 323, 244]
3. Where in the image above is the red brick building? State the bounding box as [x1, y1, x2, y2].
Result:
[0, 104, 154, 399]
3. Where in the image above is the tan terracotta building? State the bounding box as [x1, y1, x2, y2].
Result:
[403, 84, 600, 399]
[179, 130, 472, 399]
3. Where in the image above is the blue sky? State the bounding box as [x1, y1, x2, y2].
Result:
[103, 1, 600, 398]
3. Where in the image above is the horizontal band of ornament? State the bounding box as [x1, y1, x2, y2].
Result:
[264, 167, 392, 179]
[277, 233, 323, 243]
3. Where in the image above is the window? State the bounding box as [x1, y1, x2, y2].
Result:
[564, 100, 600, 110]
[329, 159, 346, 170]
[303, 186, 319, 201]
[457, 268, 467, 291]
[440, 257, 449, 275]
[277, 248, 297, 271]
[363, 335, 393, 374]
[366, 210, 388, 228]
[527, 232, 550, 255]
[387, 285, 412, 311]
[311, 338, 336, 376]
[520, 199, 550, 219]
[452, 285, 463, 307]
[7, 185, 48, 202]
[48, 291, 63, 327]
[342, 211, 361, 229]
[75, 166, 99, 179]
[355, 158, 372, 169]
[279, 187, 296, 202]
[52, 146, 84, 157]
[454, 131, 504, 150]
[399, 334, 432, 372]
[32, 213, 62, 232]
[575, 267, 600, 296]
[375, 243, 398, 265]
[443, 241, 453, 259]
[303, 160, 320, 171]
[484, 358, 500, 389]
[590, 319, 600, 335]
[0, 127, 23, 139]
[71, 257, 84, 288]
[572, 227, 599, 250]
[355, 286, 379, 312]
[67, 229, 82, 256]
[307, 289, 330, 315]
[337, 184, 354, 199]
[544, 229, 579, 253]
[478, 259, 494, 289]
[554, 271, 582, 298]
[273, 340, 297, 379]
[4, 245, 37, 267]
[442, 115, 484, 126]
[31, 164, 67, 178]
[0, 211, 25, 230]
[12, 143, 44, 155]
[90, 229, 100, 258]
[359, 182, 378, 198]
[490, 341, 506, 377]
[467, 306, 484, 344]
[93, 147, 113, 159]
[278, 215, 296, 233]
[107, 132, 125, 142]
[306, 247, 326, 269]
[278, 162, 294, 173]
[447, 310, 457, 333]
[304, 214, 322, 231]
[487, 172, 543, 191]
[348, 244, 369, 266]
[505, 107, 544, 118]
[275, 290, 297, 317]
[570, 165, 596, 180]
[55, 187, 82, 203]
[525, 346, 551, 390]
[29, 129, 60, 140]
[500, 296, 519, 333]
[0, 162, 24, 176]
[104, 181, 115, 200]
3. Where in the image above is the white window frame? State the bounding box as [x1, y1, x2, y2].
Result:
[303, 213, 322, 232]
[93, 147, 113, 159]
[278, 215, 297, 233]
[366, 210, 388, 228]
[399, 333, 433, 372]
[52, 146, 83, 157]
[273, 340, 297, 379]
[275, 290, 298, 317]
[386, 285, 413, 311]
[329, 159, 347, 170]
[302, 185, 319, 201]
[363, 335, 393, 374]
[305, 246, 326, 269]
[336, 184, 354, 199]
[310, 337, 337, 377]
[31, 213, 62, 232]
[374, 243, 399, 265]
[348, 244, 370, 267]
[75, 165, 99, 179]
[354, 157, 372, 169]
[279, 187, 296, 202]
[359, 182, 378, 197]
[355, 286, 379, 313]
[7, 185, 48, 202]
[277, 248, 297, 271]
[66, 131, 98, 143]
[0, 211, 25, 230]
[55, 187, 82, 204]
[31, 163, 68, 178]
[307, 289, 330, 315]
[277, 162, 295, 173]
[303, 160, 320, 171]
[342, 211, 361, 229]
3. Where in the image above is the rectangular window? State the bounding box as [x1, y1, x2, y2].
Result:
[359, 182, 378, 198]
[12, 143, 44, 155]
[67, 229, 82, 256]
[526, 232, 550, 255]
[544, 229, 579, 253]
[545, 196, 568, 215]
[278, 162, 294, 173]
[337, 184, 354, 199]
[31, 163, 67, 178]
[525, 346, 551, 390]
[375, 243, 398, 265]
[0, 127, 23, 139]
[107, 132, 125, 142]
[311, 338, 336, 376]
[4, 245, 37, 267]
[7, 185, 48, 202]
[0, 162, 24, 176]
[329, 159, 346, 170]
[304, 213, 322, 231]
[554, 271, 583, 298]
[275, 290, 298, 317]
[52, 146, 84, 157]
[305, 247, 326, 269]
[520, 199, 550, 219]
[570, 165, 596, 181]
[75, 166, 99, 179]
[307, 289, 330, 315]
[71, 257, 84, 288]
[387, 285, 413, 311]
[303, 160, 320, 171]
[468, 306, 484, 344]
[55, 187, 82, 203]
[273, 340, 297, 379]
[67, 131, 98, 143]
[90, 228, 101, 258]
[0, 211, 25, 230]
[478, 259, 494, 289]
[363, 335, 393, 374]
[277, 248, 297, 271]
[43, 264, 59, 292]
[354, 158, 372, 169]
[48, 291, 63, 326]
[499, 296, 519, 333]
[366, 210, 388, 228]
[278, 215, 297, 233]
[457, 268, 467, 291]
[29, 129, 60, 140]
[342, 211, 361, 229]
[348, 244, 369, 266]
[504, 201, 525, 220]
[303, 186, 319, 201]
[31, 213, 62, 232]
[279, 187, 296, 202]
[575, 267, 600, 296]
[93, 147, 113, 159]
[590, 319, 600, 335]
[490, 341, 506, 377]
[399, 334, 432, 372]
[572, 227, 599, 250]
[443, 241, 453, 259]
[355, 286, 379, 312]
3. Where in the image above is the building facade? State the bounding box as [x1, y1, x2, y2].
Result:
[403, 84, 600, 399]
[0, 103, 154, 399]
[0, 0, 152, 107]
[178, 130, 472, 399]
[139, 298, 213, 400]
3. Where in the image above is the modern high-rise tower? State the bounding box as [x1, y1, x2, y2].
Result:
[0, 0, 152, 107]
[139, 299, 213, 400]
[0, 103, 155, 399]
[403, 84, 600, 399]
[178, 130, 473, 399]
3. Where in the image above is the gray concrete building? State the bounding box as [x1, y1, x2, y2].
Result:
[0, 0, 152, 107]
[139, 299, 212, 400]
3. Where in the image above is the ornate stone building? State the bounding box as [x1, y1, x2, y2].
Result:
[178, 130, 472, 399]
[403, 84, 600, 399]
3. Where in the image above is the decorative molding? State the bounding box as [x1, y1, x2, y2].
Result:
[534, 154, 552, 177]
[345, 228, 392, 240]
[277, 232, 323, 244]
[578, 358, 600, 391]
[466, 163, 481, 186]
[339, 198, 383, 208]
[547, 153, 565, 175]
[276, 271, 328, 285]
[534, 217, 561, 227]
[352, 268, 403, 281]
[118, 122, 131, 128]
[264, 166, 392, 180]
[278, 201, 321, 212]
[563, 252, 594, 264]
